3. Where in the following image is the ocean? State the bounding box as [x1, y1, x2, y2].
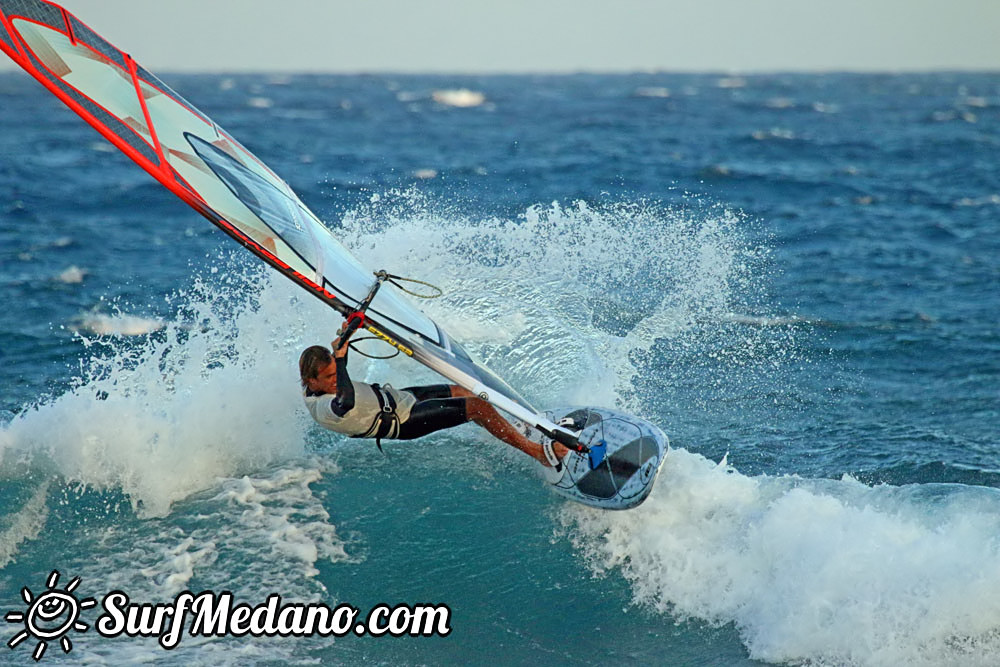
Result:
[0, 70, 998, 665]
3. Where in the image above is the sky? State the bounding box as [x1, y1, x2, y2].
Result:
[1, 0, 999, 73]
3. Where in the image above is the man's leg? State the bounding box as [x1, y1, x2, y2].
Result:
[448, 386, 569, 466]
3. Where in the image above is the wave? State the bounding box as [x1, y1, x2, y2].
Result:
[54, 265, 87, 284]
[0, 264, 320, 518]
[331, 190, 1000, 665]
[0, 481, 50, 569]
[431, 89, 486, 108]
[49, 462, 350, 664]
[564, 449, 1000, 666]
[10, 187, 988, 665]
[72, 311, 164, 336]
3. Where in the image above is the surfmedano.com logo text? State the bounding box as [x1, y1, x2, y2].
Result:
[5, 570, 451, 660]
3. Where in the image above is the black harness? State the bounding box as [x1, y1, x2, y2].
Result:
[358, 383, 399, 452]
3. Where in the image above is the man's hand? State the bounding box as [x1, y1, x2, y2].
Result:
[332, 321, 355, 358]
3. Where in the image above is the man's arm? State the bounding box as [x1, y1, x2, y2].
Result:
[329, 333, 355, 417]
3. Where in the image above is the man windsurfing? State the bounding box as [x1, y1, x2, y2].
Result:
[300, 327, 570, 467]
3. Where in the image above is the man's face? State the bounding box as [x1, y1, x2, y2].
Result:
[305, 359, 337, 394]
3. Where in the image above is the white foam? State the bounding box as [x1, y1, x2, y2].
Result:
[55, 265, 87, 284]
[752, 128, 797, 141]
[337, 191, 771, 413]
[74, 312, 165, 336]
[0, 266, 327, 517]
[247, 96, 273, 109]
[634, 87, 671, 98]
[955, 194, 1000, 208]
[396, 90, 421, 103]
[432, 88, 486, 108]
[765, 97, 795, 109]
[210, 466, 350, 578]
[564, 449, 1000, 666]
[813, 102, 840, 114]
[716, 76, 747, 89]
[62, 462, 348, 663]
[85, 463, 350, 599]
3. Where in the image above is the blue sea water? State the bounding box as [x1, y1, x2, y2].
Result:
[0, 70, 998, 665]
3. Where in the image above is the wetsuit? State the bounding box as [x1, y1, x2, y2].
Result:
[303, 352, 469, 441]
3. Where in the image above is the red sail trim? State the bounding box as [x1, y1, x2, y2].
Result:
[2, 7, 355, 319]
[126, 53, 166, 168]
[179, 191, 355, 319]
[0, 1, 373, 328]
[1, 29, 161, 176]
[7, 17, 159, 161]
[0, 5, 28, 61]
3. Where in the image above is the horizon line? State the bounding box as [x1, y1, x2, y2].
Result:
[2, 66, 998, 77]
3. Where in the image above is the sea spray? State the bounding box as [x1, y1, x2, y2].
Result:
[0, 259, 326, 517]
[336, 190, 799, 420]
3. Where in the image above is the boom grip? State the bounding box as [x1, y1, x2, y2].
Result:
[333, 312, 365, 350]
[333, 271, 388, 350]
[547, 427, 588, 453]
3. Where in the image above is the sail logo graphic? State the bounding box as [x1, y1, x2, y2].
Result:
[4, 570, 96, 662]
[364, 325, 415, 356]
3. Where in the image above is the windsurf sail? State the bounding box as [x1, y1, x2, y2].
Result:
[0, 0, 580, 445]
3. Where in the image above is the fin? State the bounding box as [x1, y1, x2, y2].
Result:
[588, 440, 608, 470]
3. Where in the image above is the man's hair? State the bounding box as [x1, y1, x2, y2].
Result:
[299, 345, 332, 387]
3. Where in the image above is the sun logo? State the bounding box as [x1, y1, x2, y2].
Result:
[4, 570, 96, 662]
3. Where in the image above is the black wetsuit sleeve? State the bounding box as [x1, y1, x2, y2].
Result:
[329, 356, 355, 417]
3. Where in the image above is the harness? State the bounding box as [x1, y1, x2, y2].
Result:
[357, 383, 400, 452]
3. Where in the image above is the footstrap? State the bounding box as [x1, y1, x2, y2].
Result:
[540, 439, 566, 483]
[542, 440, 563, 469]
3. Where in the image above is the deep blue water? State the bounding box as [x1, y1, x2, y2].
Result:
[1, 71, 999, 665]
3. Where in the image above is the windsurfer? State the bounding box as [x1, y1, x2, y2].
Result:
[299, 332, 569, 467]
